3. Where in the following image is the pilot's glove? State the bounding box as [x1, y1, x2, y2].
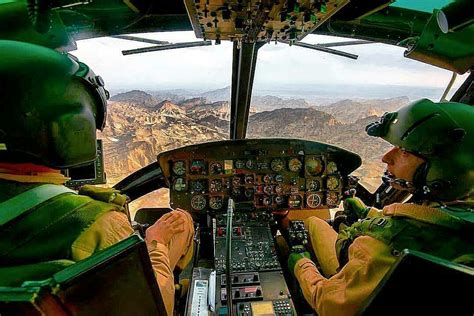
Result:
[288, 252, 311, 276]
[343, 197, 369, 221]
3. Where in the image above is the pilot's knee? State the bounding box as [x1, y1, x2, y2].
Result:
[173, 209, 194, 243]
[304, 216, 331, 235]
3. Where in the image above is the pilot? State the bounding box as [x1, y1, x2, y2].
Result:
[288, 99, 474, 315]
[0, 40, 193, 315]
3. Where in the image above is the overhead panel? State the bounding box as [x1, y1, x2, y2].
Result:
[184, 0, 350, 43]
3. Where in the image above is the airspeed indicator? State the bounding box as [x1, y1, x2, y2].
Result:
[172, 161, 186, 176]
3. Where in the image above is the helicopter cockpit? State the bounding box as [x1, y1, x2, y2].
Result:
[0, 0, 473, 315]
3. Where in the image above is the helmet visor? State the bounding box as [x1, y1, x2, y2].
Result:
[365, 112, 398, 137]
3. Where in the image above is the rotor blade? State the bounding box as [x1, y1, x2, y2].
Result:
[112, 35, 170, 45]
[281, 41, 358, 60]
[317, 40, 373, 47]
[122, 41, 212, 55]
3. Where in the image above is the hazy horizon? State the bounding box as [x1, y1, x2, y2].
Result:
[74, 31, 468, 101]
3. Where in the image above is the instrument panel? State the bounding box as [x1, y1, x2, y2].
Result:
[157, 139, 361, 213]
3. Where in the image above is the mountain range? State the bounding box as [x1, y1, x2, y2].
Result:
[103, 89, 409, 196]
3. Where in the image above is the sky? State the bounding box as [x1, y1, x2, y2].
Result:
[73, 31, 467, 98]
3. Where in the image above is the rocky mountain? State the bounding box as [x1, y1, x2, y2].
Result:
[100, 101, 227, 185]
[251, 95, 312, 111]
[248, 108, 339, 139]
[317, 97, 409, 123]
[102, 92, 406, 206]
[200, 86, 231, 102]
[110, 90, 157, 107]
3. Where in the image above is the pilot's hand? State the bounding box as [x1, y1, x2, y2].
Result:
[288, 252, 311, 276]
[343, 197, 369, 221]
[145, 209, 186, 245]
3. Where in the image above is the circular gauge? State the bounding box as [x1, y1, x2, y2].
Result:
[232, 187, 242, 196]
[209, 196, 223, 210]
[210, 179, 223, 193]
[245, 188, 255, 199]
[191, 180, 206, 192]
[172, 178, 187, 192]
[262, 196, 272, 206]
[327, 161, 338, 174]
[245, 175, 254, 184]
[275, 174, 284, 183]
[306, 193, 322, 208]
[275, 196, 285, 205]
[327, 176, 340, 190]
[307, 179, 320, 192]
[263, 174, 273, 183]
[190, 160, 206, 175]
[288, 195, 302, 208]
[235, 160, 245, 169]
[210, 162, 223, 175]
[191, 195, 207, 211]
[264, 185, 273, 195]
[172, 161, 186, 176]
[288, 158, 303, 172]
[232, 176, 242, 186]
[274, 184, 284, 194]
[246, 159, 255, 169]
[306, 157, 324, 175]
[326, 192, 339, 207]
[270, 158, 284, 172]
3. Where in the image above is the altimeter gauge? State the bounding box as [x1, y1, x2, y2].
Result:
[327, 176, 340, 190]
[191, 195, 207, 211]
[306, 193, 322, 208]
[172, 161, 186, 176]
[210, 179, 223, 193]
[288, 158, 303, 172]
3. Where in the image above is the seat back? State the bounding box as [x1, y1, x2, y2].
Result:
[0, 235, 166, 316]
[358, 249, 474, 316]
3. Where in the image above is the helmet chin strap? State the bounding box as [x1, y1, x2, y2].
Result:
[382, 171, 417, 192]
[383, 162, 439, 199]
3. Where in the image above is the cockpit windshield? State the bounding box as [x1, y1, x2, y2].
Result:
[73, 31, 467, 207]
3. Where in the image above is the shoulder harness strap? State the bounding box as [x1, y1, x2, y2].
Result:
[0, 184, 76, 226]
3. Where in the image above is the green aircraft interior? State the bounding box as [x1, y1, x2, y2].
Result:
[0, 0, 473, 315]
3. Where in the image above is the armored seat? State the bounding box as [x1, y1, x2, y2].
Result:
[358, 249, 474, 316]
[0, 234, 166, 316]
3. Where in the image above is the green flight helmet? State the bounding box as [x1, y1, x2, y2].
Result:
[0, 40, 108, 168]
[366, 98, 474, 201]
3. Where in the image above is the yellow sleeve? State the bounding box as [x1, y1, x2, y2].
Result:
[295, 236, 397, 316]
[71, 211, 134, 261]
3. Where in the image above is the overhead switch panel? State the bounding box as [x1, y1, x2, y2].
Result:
[184, 0, 349, 43]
